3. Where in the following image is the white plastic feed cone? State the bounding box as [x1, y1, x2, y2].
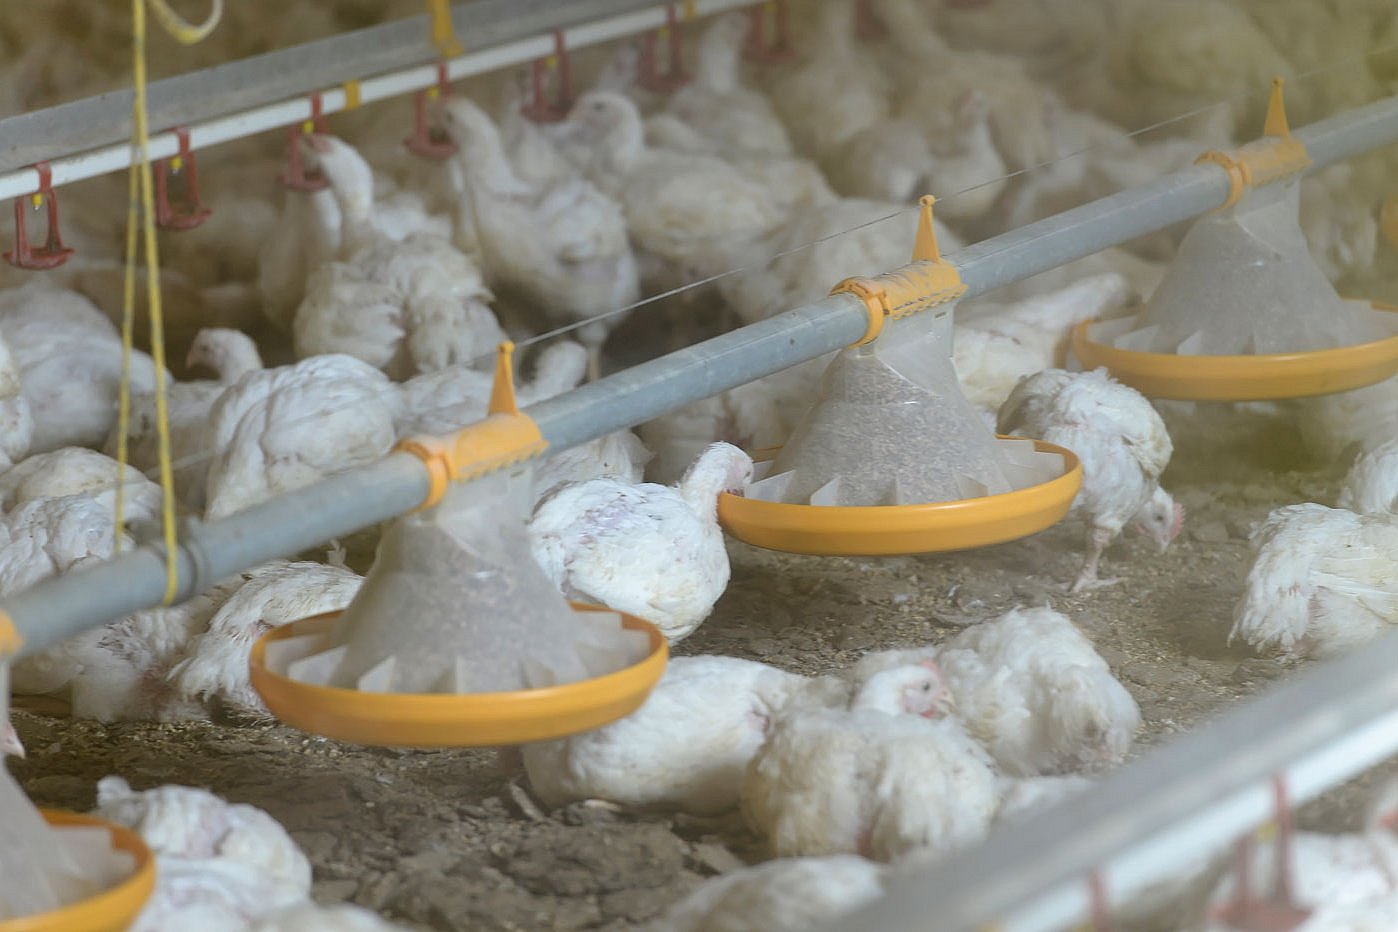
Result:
[0, 766, 134, 920]
[1092, 180, 1396, 356]
[748, 311, 1063, 506]
[268, 468, 650, 694]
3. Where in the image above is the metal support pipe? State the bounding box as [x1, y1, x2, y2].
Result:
[817, 630, 1398, 932]
[0, 0, 758, 196]
[4, 90, 1398, 662]
[5, 455, 429, 656]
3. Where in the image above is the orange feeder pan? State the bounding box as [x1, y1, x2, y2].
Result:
[1071, 301, 1398, 402]
[0, 811, 156, 932]
[249, 604, 668, 747]
[718, 438, 1082, 557]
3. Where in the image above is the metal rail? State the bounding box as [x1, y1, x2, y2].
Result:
[0, 0, 757, 197]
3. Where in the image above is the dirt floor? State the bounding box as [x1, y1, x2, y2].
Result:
[5, 421, 1390, 932]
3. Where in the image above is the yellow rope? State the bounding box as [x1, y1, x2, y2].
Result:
[116, 0, 223, 604]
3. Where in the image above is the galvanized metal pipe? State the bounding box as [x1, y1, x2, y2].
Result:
[0, 0, 759, 194]
[4, 91, 1398, 663]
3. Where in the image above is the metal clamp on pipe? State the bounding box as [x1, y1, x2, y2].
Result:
[832, 195, 967, 345]
[394, 341, 549, 511]
[1196, 76, 1312, 208]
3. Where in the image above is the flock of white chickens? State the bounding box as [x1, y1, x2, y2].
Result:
[2, 0, 1398, 929]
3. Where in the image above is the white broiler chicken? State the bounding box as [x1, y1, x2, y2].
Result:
[532, 429, 651, 501]
[741, 669, 999, 862]
[104, 327, 264, 514]
[163, 560, 363, 721]
[558, 91, 790, 294]
[1294, 374, 1398, 468]
[1338, 438, 1398, 516]
[873, 0, 1053, 175]
[252, 901, 408, 931]
[527, 442, 753, 642]
[0, 326, 33, 470]
[765, 0, 893, 165]
[256, 166, 342, 332]
[438, 96, 638, 379]
[930, 606, 1140, 776]
[1231, 503, 1398, 661]
[201, 353, 402, 520]
[93, 776, 312, 932]
[997, 368, 1184, 591]
[662, 13, 794, 157]
[1, 493, 234, 722]
[0, 447, 163, 526]
[953, 272, 1133, 415]
[0, 282, 163, 452]
[1194, 779, 1398, 930]
[292, 134, 505, 378]
[521, 655, 849, 815]
[651, 854, 887, 932]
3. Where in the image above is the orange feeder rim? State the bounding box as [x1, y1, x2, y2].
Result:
[0, 811, 156, 932]
[249, 604, 668, 748]
[718, 438, 1082, 557]
[1071, 301, 1398, 402]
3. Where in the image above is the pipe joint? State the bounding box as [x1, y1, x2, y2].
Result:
[395, 413, 548, 512]
[833, 259, 966, 346]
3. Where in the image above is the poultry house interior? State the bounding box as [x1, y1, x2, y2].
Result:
[2, 0, 1398, 929]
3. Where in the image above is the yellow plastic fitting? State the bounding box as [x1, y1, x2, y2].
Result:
[0, 811, 157, 932]
[394, 342, 548, 511]
[1196, 77, 1312, 209]
[341, 79, 362, 111]
[832, 195, 968, 345]
[0, 609, 21, 658]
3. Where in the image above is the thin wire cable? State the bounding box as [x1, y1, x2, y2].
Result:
[105, 36, 1398, 508]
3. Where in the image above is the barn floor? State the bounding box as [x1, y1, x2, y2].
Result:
[6, 424, 1390, 931]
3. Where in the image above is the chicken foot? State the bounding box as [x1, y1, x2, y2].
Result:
[1070, 526, 1122, 594]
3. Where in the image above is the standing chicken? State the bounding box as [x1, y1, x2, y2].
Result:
[1231, 503, 1398, 660]
[928, 606, 1140, 776]
[557, 91, 790, 295]
[105, 327, 264, 514]
[521, 655, 849, 815]
[527, 442, 753, 642]
[439, 96, 638, 380]
[662, 13, 794, 157]
[292, 134, 504, 378]
[998, 368, 1184, 591]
